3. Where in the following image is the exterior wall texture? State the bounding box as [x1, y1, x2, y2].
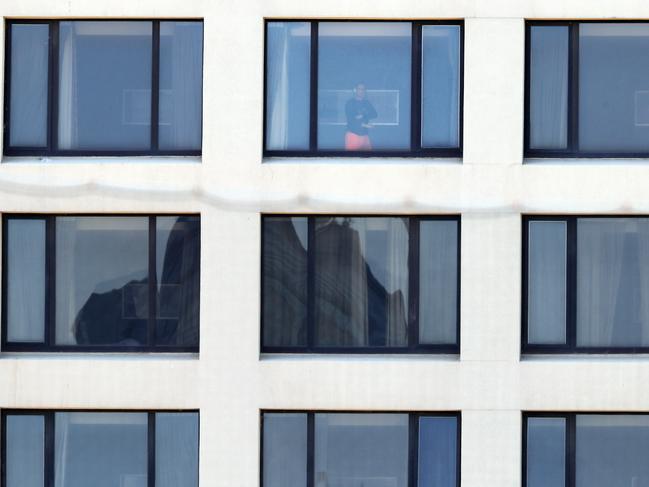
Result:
[2, 1, 649, 486]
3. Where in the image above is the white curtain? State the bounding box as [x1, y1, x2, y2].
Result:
[58, 22, 79, 150]
[266, 23, 291, 150]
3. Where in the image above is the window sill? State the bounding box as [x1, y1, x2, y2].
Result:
[525, 157, 649, 165]
[263, 156, 462, 165]
[0, 351, 199, 360]
[521, 353, 649, 362]
[260, 353, 459, 362]
[2, 155, 201, 165]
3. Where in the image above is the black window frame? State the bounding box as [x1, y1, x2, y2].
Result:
[522, 214, 649, 354]
[1, 213, 200, 353]
[261, 214, 461, 354]
[1, 409, 200, 487]
[3, 19, 204, 157]
[524, 20, 649, 159]
[262, 19, 464, 159]
[522, 412, 649, 487]
[260, 410, 461, 487]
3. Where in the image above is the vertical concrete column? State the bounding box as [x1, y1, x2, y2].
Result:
[461, 213, 521, 362]
[463, 18, 525, 165]
[462, 410, 521, 487]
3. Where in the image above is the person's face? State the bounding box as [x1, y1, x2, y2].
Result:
[355, 84, 366, 99]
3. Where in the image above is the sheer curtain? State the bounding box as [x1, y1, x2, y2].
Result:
[266, 23, 291, 149]
[58, 22, 79, 150]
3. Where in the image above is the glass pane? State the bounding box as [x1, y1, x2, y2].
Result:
[529, 26, 569, 150]
[7, 219, 46, 342]
[576, 415, 649, 487]
[6, 415, 44, 487]
[55, 217, 149, 346]
[579, 24, 649, 152]
[263, 413, 308, 487]
[421, 25, 460, 148]
[54, 412, 147, 487]
[528, 221, 567, 344]
[9, 24, 49, 147]
[527, 417, 565, 487]
[314, 217, 409, 348]
[315, 413, 409, 487]
[419, 220, 458, 344]
[156, 216, 200, 347]
[159, 21, 203, 150]
[318, 22, 412, 151]
[58, 21, 152, 150]
[418, 416, 457, 487]
[265, 22, 311, 151]
[577, 218, 649, 347]
[262, 217, 308, 347]
[156, 413, 199, 487]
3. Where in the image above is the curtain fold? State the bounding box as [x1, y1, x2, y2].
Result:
[58, 22, 79, 150]
[266, 23, 291, 150]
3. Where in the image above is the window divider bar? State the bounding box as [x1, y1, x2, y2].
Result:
[410, 24, 423, 151]
[148, 412, 156, 487]
[45, 412, 55, 487]
[49, 21, 60, 152]
[408, 414, 419, 487]
[307, 413, 315, 487]
[46, 217, 56, 347]
[523, 23, 531, 153]
[309, 22, 319, 152]
[148, 216, 157, 347]
[566, 414, 576, 487]
[3, 22, 13, 152]
[408, 218, 420, 349]
[568, 23, 579, 153]
[566, 218, 577, 349]
[151, 21, 161, 152]
[306, 217, 316, 351]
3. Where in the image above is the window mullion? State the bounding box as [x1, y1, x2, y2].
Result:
[49, 21, 60, 153]
[148, 216, 157, 348]
[309, 22, 319, 152]
[307, 218, 316, 351]
[568, 23, 579, 154]
[151, 21, 161, 153]
[148, 412, 156, 487]
[408, 218, 420, 349]
[46, 216, 56, 347]
[45, 412, 55, 487]
[410, 23, 423, 152]
[566, 218, 577, 350]
[307, 413, 315, 487]
[408, 414, 419, 487]
[567, 414, 576, 487]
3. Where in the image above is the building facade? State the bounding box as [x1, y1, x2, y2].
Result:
[2, 0, 649, 486]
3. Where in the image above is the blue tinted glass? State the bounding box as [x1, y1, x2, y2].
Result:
[58, 21, 152, 150]
[266, 22, 311, 151]
[527, 417, 565, 487]
[418, 416, 457, 487]
[156, 413, 199, 487]
[9, 24, 49, 147]
[159, 22, 203, 150]
[579, 24, 649, 152]
[7, 415, 44, 487]
[421, 25, 460, 148]
[529, 26, 569, 150]
[317, 22, 411, 151]
[263, 413, 308, 487]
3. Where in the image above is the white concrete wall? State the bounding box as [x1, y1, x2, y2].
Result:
[2, 1, 649, 486]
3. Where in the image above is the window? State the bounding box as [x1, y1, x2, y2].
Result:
[523, 216, 649, 353]
[2, 215, 200, 352]
[262, 412, 459, 487]
[262, 216, 460, 353]
[4, 20, 203, 156]
[526, 21, 649, 157]
[264, 20, 463, 157]
[2, 410, 199, 487]
[524, 413, 649, 487]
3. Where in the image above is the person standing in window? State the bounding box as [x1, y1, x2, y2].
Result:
[345, 83, 377, 151]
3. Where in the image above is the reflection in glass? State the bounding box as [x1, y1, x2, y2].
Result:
[266, 22, 311, 151]
[7, 219, 46, 342]
[159, 21, 203, 150]
[421, 25, 460, 148]
[315, 413, 409, 487]
[54, 412, 147, 487]
[527, 417, 565, 487]
[263, 217, 308, 347]
[156, 412, 199, 487]
[6, 415, 44, 487]
[55, 217, 149, 346]
[58, 21, 152, 150]
[579, 24, 649, 152]
[263, 413, 308, 487]
[9, 24, 49, 147]
[577, 219, 649, 347]
[419, 220, 458, 344]
[155, 216, 200, 347]
[576, 415, 649, 487]
[317, 23, 412, 151]
[314, 217, 409, 347]
[529, 26, 569, 150]
[418, 416, 457, 487]
[528, 221, 567, 344]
